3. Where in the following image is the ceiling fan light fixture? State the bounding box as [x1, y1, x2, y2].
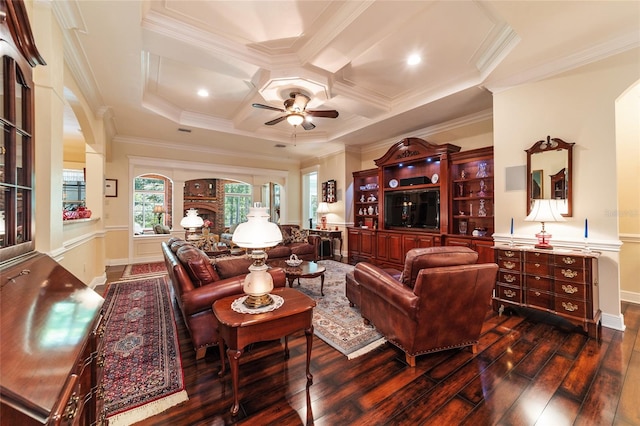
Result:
[287, 113, 305, 126]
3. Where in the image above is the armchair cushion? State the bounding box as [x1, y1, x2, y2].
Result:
[401, 246, 478, 288]
[176, 245, 220, 286]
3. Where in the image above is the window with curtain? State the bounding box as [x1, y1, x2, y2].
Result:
[133, 174, 172, 233]
[224, 182, 251, 227]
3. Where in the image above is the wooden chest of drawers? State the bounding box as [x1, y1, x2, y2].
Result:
[493, 246, 601, 339]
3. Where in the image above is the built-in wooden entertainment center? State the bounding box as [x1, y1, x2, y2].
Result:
[348, 138, 495, 267]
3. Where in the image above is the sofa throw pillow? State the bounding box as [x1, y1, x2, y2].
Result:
[279, 226, 292, 244]
[290, 228, 309, 243]
[176, 245, 220, 286]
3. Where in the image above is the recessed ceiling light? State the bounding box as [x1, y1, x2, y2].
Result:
[407, 54, 421, 65]
[197, 89, 209, 97]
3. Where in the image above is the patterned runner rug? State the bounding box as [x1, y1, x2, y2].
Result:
[121, 261, 167, 279]
[102, 276, 187, 426]
[296, 260, 386, 359]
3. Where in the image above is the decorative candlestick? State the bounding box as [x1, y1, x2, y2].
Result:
[582, 218, 591, 253]
[509, 217, 515, 247]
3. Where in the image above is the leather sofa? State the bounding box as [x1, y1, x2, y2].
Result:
[221, 224, 320, 261]
[162, 237, 286, 360]
[350, 246, 498, 367]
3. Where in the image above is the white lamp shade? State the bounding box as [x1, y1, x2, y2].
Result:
[180, 208, 204, 229]
[525, 199, 566, 223]
[232, 205, 283, 248]
[317, 202, 330, 214]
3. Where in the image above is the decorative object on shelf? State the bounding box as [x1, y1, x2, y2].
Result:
[360, 194, 366, 202]
[524, 199, 566, 249]
[458, 183, 464, 197]
[459, 219, 468, 235]
[478, 199, 487, 217]
[153, 205, 164, 224]
[358, 208, 363, 215]
[367, 194, 377, 202]
[476, 162, 488, 178]
[180, 208, 204, 240]
[431, 173, 439, 183]
[285, 254, 303, 267]
[461, 170, 466, 179]
[317, 202, 330, 230]
[375, 206, 379, 215]
[367, 205, 374, 215]
[232, 203, 283, 308]
[389, 178, 399, 188]
[478, 180, 487, 197]
[472, 227, 487, 237]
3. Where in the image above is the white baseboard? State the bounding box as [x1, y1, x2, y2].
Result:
[602, 312, 626, 331]
[621, 290, 640, 305]
[89, 273, 107, 290]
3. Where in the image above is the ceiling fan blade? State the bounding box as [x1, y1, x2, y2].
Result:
[301, 120, 316, 131]
[307, 110, 339, 119]
[264, 116, 287, 126]
[252, 103, 285, 113]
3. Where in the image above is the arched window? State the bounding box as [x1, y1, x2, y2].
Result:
[133, 174, 172, 233]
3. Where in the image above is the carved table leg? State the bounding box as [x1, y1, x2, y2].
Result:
[227, 348, 243, 415]
[305, 325, 313, 383]
[320, 274, 325, 296]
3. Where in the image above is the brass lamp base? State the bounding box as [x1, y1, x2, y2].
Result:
[243, 293, 274, 309]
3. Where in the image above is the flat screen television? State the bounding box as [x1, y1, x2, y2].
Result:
[384, 188, 440, 230]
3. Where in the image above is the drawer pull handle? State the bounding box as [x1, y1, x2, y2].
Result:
[534, 276, 541, 280]
[504, 289, 516, 298]
[504, 261, 516, 269]
[562, 284, 578, 294]
[534, 263, 541, 267]
[562, 257, 576, 265]
[562, 269, 579, 279]
[504, 274, 516, 283]
[505, 251, 515, 257]
[534, 252, 541, 257]
[64, 394, 80, 420]
[535, 291, 541, 296]
[562, 301, 579, 312]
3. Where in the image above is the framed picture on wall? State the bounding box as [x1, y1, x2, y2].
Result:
[321, 181, 327, 203]
[531, 170, 543, 199]
[105, 178, 118, 197]
[326, 179, 336, 203]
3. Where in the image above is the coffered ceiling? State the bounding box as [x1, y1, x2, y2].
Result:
[55, 1, 639, 161]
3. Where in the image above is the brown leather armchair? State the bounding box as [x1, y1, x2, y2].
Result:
[354, 246, 498, 367]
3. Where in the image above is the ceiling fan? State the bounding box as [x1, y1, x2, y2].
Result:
[252, 92, 339, 130]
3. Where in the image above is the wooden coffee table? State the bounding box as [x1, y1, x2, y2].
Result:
[269, 260, 326, 296]
[212, 287, 316, 415]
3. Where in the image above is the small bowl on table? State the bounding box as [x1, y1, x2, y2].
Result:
[285, 258, 303, 267]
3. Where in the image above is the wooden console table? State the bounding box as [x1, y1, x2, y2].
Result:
[213, 288, 316, 415]
[308, 229, 343, 260]
[493, 245, 601, 340]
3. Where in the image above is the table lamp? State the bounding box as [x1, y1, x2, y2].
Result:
[232, 203, 283, 308]
[180, 208, 204, 240]
[317, 202, 329, 230]
[153, 205, 164, 224]
[524, 199, 565, 249]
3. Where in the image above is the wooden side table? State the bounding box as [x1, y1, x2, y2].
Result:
[212, 288, 316, 415]
[308, 228, 343, 260]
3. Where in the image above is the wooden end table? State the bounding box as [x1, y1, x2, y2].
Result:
[269, 260, 326, 296]
[212, 287, 316, 415]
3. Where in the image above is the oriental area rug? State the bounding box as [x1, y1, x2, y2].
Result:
[297, 260, 386, 359]
[121, 261, 167, 279]
[102, 276, 188, 426]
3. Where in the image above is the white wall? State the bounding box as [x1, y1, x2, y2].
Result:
[493, 48, 640, 331]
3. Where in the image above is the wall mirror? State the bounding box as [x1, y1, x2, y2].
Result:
[526, 136, 574, 216]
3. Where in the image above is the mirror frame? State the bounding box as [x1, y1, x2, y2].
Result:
[526, 136, 574, 217]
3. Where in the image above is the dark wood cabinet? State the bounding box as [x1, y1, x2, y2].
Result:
[1, 253, 105, 425]
[493, 246, 601, 340]
[349, 140, 496, 265]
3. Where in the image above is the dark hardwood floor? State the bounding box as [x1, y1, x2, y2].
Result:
[103, 265, 640, 425]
